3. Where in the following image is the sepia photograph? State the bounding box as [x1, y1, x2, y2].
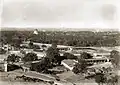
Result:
[0, 0, 120, 85]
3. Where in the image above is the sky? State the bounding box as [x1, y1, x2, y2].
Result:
[1, 0, 120, 30]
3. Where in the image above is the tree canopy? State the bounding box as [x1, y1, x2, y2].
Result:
[7, 54, 20, 62]
[22, 53, 38, 62]
[110, 50, 120, 67]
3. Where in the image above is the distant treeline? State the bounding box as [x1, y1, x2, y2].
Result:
[0, 31, 120, 47]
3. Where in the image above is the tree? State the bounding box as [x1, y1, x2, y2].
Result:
[72, 62, 88, 74]
[41, 45, 47, 50]
[80, 52, 93, 59]
[110, 50, 120, 67]
[72, 52, 93, 74]
[29, 41, 33, 48]
[94, 68, 118, 85]
[22, 53, 38, 62]
[7, 54, 20, 62]
[0, 48, 6, 54]
[7, 64, 21, 71]
[12, 35, 23, 49]
[30, 57, 53, 73]
[41, 45, 47, 48]
[94, 72, 105, 85]
[63, 53, 77, 59]
[73, 59, 88, 74]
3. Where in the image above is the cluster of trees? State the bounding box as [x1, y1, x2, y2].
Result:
[30, 57, 53, 73]
[7, 64, 21, 71]
[63, 53, 77, 59]
[7, 54, 20, 62]
[28, 31, 120, 47]
[0, 48, 6, 54]
[1, 31, 120, 48]
[1, 31, 23, 48]
[110, 50, 120, 67]
[72, 50, 120, 74]
[72, 52, 93, 74]
[7, 53, 38, 63]
[22, 53, 38, 62]
[6, 53, 38, 72]
[94, 70, 118, 85]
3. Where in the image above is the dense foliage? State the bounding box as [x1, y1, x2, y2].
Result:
[7, 54, 20, 62]
[1, 31, 120, 47]
[7, 64, 21, 71]
[63, 53, 77, 59]
[0, 48, 6, 54]
[80, 52, 93, 59]
[72, 52, 93, 74]
[94, 68, 118, 85]
[30, 57, 53, 73]
[22, 53, 38, 62]
[110, 50, 120, 67]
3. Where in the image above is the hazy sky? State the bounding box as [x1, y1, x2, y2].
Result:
[1, 0, 120, 29]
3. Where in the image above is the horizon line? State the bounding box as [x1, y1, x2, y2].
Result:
[0, 27, 119, 32]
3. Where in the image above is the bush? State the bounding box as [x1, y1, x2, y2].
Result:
[7, 54, 20, 62]
[22, 53, 38, 62]
[95, 72, 118, 85]
[29, 42, 40, 49]
[72, 52, 93, 74]
[94, 73, 105, 84]
[29, 41, 33, 47]
[72, 61, 88, 74]
[63, 53, 77, 59]
[110, 50, 120, 66]
[80, 52, 93, 59]
[7, 64, 21, 71]
[0, 48, 6, 54]
[41, 45, 47, 48]
[30, 57, 53, 72]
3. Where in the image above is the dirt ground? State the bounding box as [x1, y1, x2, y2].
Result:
[0, 71, 100, 85]
[0, 68, 120, 85]
[0, 66, 120, 85]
